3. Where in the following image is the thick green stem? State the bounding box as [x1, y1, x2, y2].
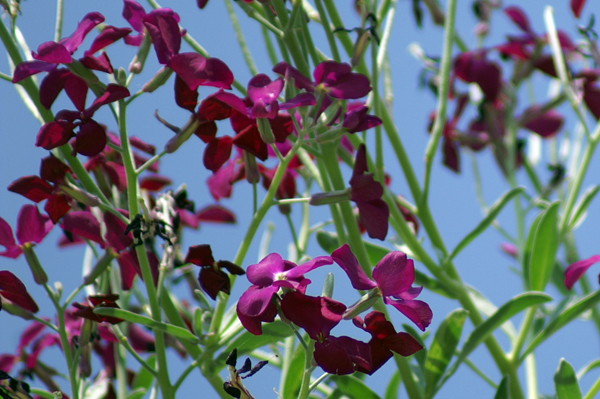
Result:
[117, 100, 173, 399]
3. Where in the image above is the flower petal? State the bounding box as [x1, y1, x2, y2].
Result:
[372, 252, 415, 297]
[565, 254, 600, 290]
[331, 244, 377, 290]
[0, 271, 39, 313]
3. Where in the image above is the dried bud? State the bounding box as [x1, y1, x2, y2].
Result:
[309, 189, 352, 206]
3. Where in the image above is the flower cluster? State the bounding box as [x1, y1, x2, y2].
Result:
[236, 245, 430, 375]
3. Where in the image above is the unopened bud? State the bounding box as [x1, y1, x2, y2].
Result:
[142, 67, 174, 93]
[193, 307, 203, 336]
[343, 289, 381, 320]
[351, 29, 371, 68]
[84, 249, 118, 285]
[59, 183, 101, 207]
[256, 118, 275, 144]
[164, 117, 199, 153]
[242, 151, 260, 184]
[316, 127, 345, 143]
[116, 67, 128, 86]
[309, 189, 352, 206]
[322, 273, 334, 298]
[22, 243, 48, 285]
[0, 301, 34, 320]
[130, 34, 152, 74]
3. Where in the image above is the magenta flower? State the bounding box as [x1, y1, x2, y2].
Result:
[332, 244, 432, 330]
[453, 50, 502, 102]
[280, 291, 371, 375]
[565, 255, 600, 290]
[0, 205, 53, 260]
[342, 105, 382, 133]
[184, 244, 245, 300]
[8, 155, 73, 223]
[350, 145, 389, 240]
[236, 253, 333, 334]
[36, 84, 130, 157]
[352, 311, 423, 374]
[0, 271, 39, 313]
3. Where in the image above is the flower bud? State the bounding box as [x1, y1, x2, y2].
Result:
[309, 189, 352, 206]
[343, 289, 381, 320]
[116, 67, 128, 87]
[322, 273, 335, 298]
[243, 151, 260, 184]
[130, 34, 152, 74]
[351, 29, 371, 69]
[59, 183, 101, 207]
[164, 117, 199, 153]
[0, 301, 35, 320]
[22, 243, 48, 285]
[142, 67, 174, 93]
[256, 117, 275, 144]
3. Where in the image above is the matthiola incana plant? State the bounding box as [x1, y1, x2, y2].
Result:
[2, 0, 600, 398]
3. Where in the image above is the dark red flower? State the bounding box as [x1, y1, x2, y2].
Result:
[0, 271, 39, 313]
[185, 244, 245, 300]
[350, 145, 389, 240]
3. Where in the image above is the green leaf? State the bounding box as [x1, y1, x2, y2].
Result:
[466, 286, 517, 341]
[217, 321, 294, 363]
[94, 308, 199, 343]
[554, 359, 582, 399]
[442, 292, 552, 384]
[132, 355, 156, 391]
[125, 389, 147, 399]
[577, 359, 600, 380]
[521, 290, 600, 361]
[569, 185, 600, 230]
[446, 187, 524, 262]
[329, 375, 382, 399]
[281, 339, 305, 399]
[402, 323, 427, 373]
[424, 309, 468, 398]
[523, 212, 544, 288]
[385, 371, 401, 399]
[529, 201, 561, 291]
[494, 376, 510, 399]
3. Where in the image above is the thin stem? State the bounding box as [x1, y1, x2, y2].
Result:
[54, 0, 65, 42]
[135, 151, 167, 175]
[297, 340, 317, 399]
[422, 0, 457, 204]
[313, 0, 341, 62]
[224, 0, 259, 76]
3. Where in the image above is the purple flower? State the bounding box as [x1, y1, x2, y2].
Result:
[280, 291, 371, 375]
[342, 105, 382, 133]
[353, 311, 423, 374]
[0, 205, 53, 259]
[350, 145, 389, 240]
[565, 255, 600, 290]
[332, 244, 432, 330]
[36, 84, 130, 157]
[314, 61, 372, 99]
[184, 244, 245, 300]
[236, 253, 333, 335]
[0, 271, 39, 313]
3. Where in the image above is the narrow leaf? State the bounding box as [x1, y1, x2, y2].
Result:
[94, 308, 199, 343]
[424, 309, 468, 398]
[385, 371, 402, 399]
[447, 187, 525, 262]
[467, 286, 517, 341]
[126, 388, 147, 399]
[529, 201, 561, 291]
[569, 185, 600, 230]
[577, 359, 600, 380]
[494, 376, 510, 399]
[555, 358, 582, 399]
[282, 341, 305, 399]
[522, 290, 600, 361]
[217, 321, 293, 363]
[523, 212, 543, 288]
[443, 292, 552, 384]
[329, 375, 383, 399]
[132, 355, 156, 391]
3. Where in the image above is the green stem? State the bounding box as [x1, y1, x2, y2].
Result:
[118, 99, 173, 399]
[224, 0, 259, 76]
[313, 0, 341, 62]
[54, 0, 65, 42]
[584, 374, 600, 399]
[422, 0, 456, 205]
[297, 340, 317, 399]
